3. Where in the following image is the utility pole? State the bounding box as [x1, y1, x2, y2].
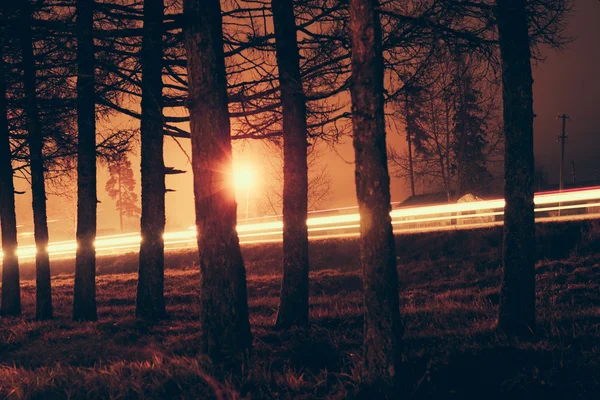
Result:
[571, 160, 577, 184]
[557, 114, 569, 191]
[557, 114, 569, 217]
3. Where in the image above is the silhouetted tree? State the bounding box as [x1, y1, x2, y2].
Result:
[183, 0, 252, 366]
[496, 0, 536, 338]
[136, 0, 166, 320]
[388, 55, 502, 199]
[0, 19, 21, 317]
[73, 0, 98, 322]
[349, 0, 402, 384]
[272, 0, 310, 329]
[105, 153, 140, 232]
[453, 65, 495, 196]
[19, 1, 52, 320]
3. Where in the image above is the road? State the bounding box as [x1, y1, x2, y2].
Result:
[4, 186, 600, 262]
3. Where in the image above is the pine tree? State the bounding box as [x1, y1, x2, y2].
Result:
[105, 154, 140, 232]
[183, 0, 252, 366]
[272, 0, 310, 329]
[73, 0, 98, 322]
[496, 0, 537, 338]
[136, 0, 166, 320]
[0, 14, 21, 317]
[349, 0, 403, 383]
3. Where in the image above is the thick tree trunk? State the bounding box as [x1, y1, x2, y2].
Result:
[496, 0, 536, 337]
[73, 0, 97, 322]
[272, 0, 310, 329]
[20, 4, 52, 320]
[136, 0, 166, 320]
[349, 0, 403, 383]
[0, 36, 21, 317]
[183, 0, 252, 365]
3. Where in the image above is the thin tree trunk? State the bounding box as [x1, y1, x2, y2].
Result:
[405, 91, 416, 197]
[430, 96, 449, 196]
[496, 0, 536, 338]
[444, 100, 452, 202]
[183, 0, 252, 366]
[272, 0, 310, 329]
[0, 33, 21, 317]
[73, 0, 97, 322]
[20, 3, 52, 320]
[136, 0, 166, 320]
[118, 161, 123, 232]
[349, 0, 403, 383]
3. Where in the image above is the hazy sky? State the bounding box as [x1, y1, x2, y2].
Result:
[13, 1, 600, 238]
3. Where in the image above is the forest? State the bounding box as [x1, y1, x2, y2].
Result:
[1, 0, 591, 398]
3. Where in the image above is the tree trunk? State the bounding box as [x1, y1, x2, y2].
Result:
[272, 0, 310, 329]
[118, 162, 123, 232]
[183, 0, 252, 366]
[20, 3, 52, 320]
[136, 0, 166, 320]
[496, 0, 536, 338]
[404, 92, 416, 197]
[73, 0, 97, 322]
[0, 33, 21, 317]
[349, 0, 403, 383]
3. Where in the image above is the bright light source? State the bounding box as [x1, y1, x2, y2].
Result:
[233, 167, 254, 190]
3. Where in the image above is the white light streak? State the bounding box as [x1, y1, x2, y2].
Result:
[3, 187, 600, 262]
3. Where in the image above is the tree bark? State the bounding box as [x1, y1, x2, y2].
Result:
[136, 0, 166, 320]
[73, 0, 97, 322]
[0, 32, 21, 317]
[272, 0, 310, 329]
[20, 2, 52, 320]
[183, 0, 252, 365]
[349, 0, 403, 383]
[496, 0, 536, 338]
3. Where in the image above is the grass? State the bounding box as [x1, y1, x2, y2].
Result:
[1, 220, 600, 398]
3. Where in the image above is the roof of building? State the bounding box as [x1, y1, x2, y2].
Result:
[396, 191, 455, 208]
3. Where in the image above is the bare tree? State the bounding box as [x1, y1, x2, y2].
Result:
[257, 142, 332, 216]
[183, 0, 252, 365]
[271, 0, 310, 329]
[136, 0, 166, 320]
[73, 0, 98, 322]
[349, 0, 402, 383]
[496, 0, 536, 338]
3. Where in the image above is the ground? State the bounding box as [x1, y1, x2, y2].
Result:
[1, 221, 600, 399]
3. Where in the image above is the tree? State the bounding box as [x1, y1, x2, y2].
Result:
[452, 63, 495, 196]
[183, 0, 252, 366]
[272, 0, 310, 329]
[257, 142, 333, 216]
[136, 0, 166, 320]
[105, 153, 140, 232]
[496, 0, 536, 338]
[349, 0, 403, 384]
[388, 54, 502, 199]
[0, 15, 21, 317]
[19, 0, 53, 320]
[73, 0, 98, 322]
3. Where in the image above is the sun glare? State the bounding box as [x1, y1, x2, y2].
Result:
[233, 167, 255, 190]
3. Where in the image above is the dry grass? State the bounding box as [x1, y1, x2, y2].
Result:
[1, 220, 600, 399]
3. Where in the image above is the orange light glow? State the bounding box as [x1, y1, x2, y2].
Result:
[4, 187, 600, 262]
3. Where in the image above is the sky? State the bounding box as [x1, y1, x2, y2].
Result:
[12, 0, 600, 239]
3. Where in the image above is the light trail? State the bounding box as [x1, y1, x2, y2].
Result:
[3, 186, 600, 262]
